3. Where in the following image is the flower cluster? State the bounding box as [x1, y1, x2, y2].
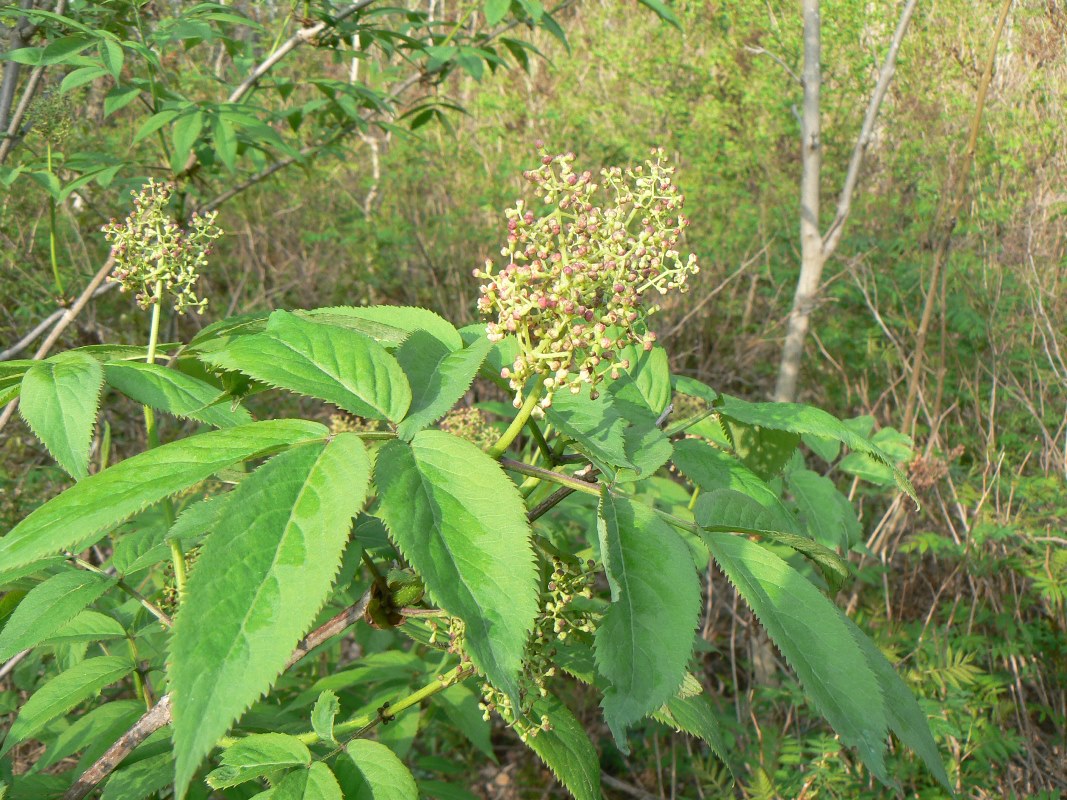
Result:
[438, 406, 497, 450]
[475, 147, 699, 410]
[478, 557, 597, 741]
[102, 179, 222, 314]
[27, 92, 75, 145]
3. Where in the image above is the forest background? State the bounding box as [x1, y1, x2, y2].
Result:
[0, 0, 1065, 798]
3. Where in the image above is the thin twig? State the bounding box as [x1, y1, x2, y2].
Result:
[60, 590, 372, 800]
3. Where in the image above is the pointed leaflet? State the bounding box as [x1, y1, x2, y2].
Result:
[170, 434, 371, 798]
[311, 690, 340, 745]
[839, 612, 952, 791]
[432, 683, 495, 760]
[786, 468, 862, 551]
[395, 333, 491, 440]
[713, 395, 915, 498]
[0, 570, 115, 660]
[0, 656, 133, 757]
[19, 351, 103, 480]
[375, 431, 537, 699]
[595, 490, 701, 746]
[38, 610, 126, 647]
[199, 310, 411, 422]
[523, 695, 601, 800]
[103, 361, 252, 428]
[207, 734, 311, 788]
[546, 385, 634, 473]
[346, 739, 418, 800]
[705, 533, 891, 782]
[694, 489, 850, 591]
[308, 306, 462, 350]
[276, 762, 343, 800]
[32, 699, 143, 773]
[0, 420, 326, 572]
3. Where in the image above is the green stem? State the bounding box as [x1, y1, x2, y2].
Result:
[143, 282, 184, 597]
[219, 665, 473, 750]
[487, 377, 545, 459]
[46, 142, 63, 296]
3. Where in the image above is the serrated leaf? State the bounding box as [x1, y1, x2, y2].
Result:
[0, 420, 327, 572]
[375, 431, 537, 700]
[311, 690, 340, 744]
[705, 533, 890, 782]
[100, 752, 172, 800]
[839, 613, 952, 791]
[786, 468, 862, 551]
[104, 361, 251, 428]
[171, 109, 205, 169]
[164, 493, 231, 542]
[0, 570, 114, 660]
[713, 395, 915, 498]
[60, 65, 108, 92]
[720, 421, 800, 480]
[694, 489, 850, 591]
[32, 699, 142, 773]
[652, 692, 733, 775]
[38, 609, 125, 646]
[546, 385, 633, 472]
[396, 334, 490, 440]
[214, 115, 238, 172]
[301, 763, 343, 800]
[207, 734, 311, 788]
[595, 490, 700, 747]
[170, 434, 371, 798]
[99, 38, 124, 79]
[620, 344, 671, 414]
[103, 84, 140, 117]
[200, 311, 410, 422]
[19, 351, 103, 480]
[672, 438, 795, 527]
[484, 0, 511, 26]
[432, 683, 494, 760]
[0, 656, 133, 757]
[346, 740, 417, 800]
[838, 427, 914, 487]
[523, 695, 600, 800]
[310, 306, 461, 351]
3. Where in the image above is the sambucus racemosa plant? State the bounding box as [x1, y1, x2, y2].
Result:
[0, 152, 951, 799]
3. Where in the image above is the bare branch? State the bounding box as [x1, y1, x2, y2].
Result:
[60, 590, 372, 800]
[0, 0, 68, 166]
[821, 0, 919, 258]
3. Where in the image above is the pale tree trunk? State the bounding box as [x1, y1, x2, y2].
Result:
[755, 0, 918, 689]
[772, 0, 918, 404]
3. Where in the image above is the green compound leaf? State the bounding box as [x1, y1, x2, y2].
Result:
[694, 489, 850, 592]
[375, 431, 538, 700]
[200, 310, 411, 422]
[595, 490, 701, 747]
[307, 305, 462, 351]
[345, 739, 418, 800]
[705, 533, 891, 783]
[484, 0, 511, 26]
[207, 734, 312, 788]
[104, 361, 252, 428]
[839, 614, 953, 792]
[170, 434, 371, 799]
[523, 695, 601, 800]
[37, 609, 126, 647]
[0, 569, 116, 660]
[396, 333, 491, 440]
[786, 467, 862, 551]
[19, 351, 103, 480]
[620, 344, 671, 415]
[713, 395, 915, 499]
[652, 692, 734, 776]
[0, 656, 133, 757]
[311, 690, 340, 745]
[547, 384, 633, 473]
[0, 420, 327, 573]
[100, 752, 172, 800]
[672, 438, 798, 531]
